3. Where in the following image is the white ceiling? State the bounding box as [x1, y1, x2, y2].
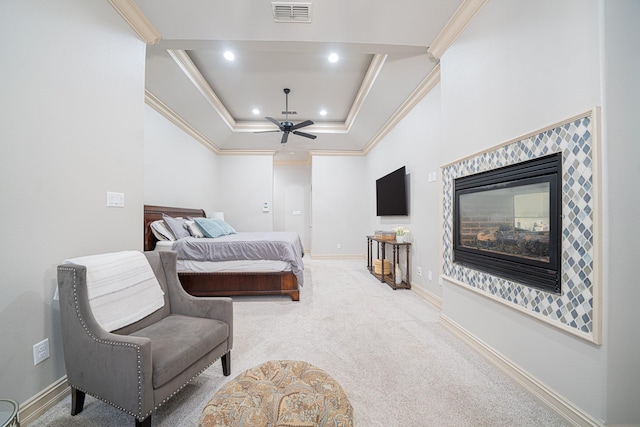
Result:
[127, 0, 464, 162]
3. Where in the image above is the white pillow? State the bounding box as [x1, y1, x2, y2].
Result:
[184, 219, 205, 238]
[150, 220, 175, 241]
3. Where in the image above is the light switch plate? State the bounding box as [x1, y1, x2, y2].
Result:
[106, 192, 124, 207]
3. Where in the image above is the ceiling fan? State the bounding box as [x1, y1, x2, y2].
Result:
[259, 88, 317, 144]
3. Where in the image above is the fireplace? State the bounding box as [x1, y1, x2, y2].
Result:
[453, 153, 562, 293]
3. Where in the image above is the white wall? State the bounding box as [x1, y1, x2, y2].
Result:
[0, 0, 145, 404]
[274, 164, 312, 251]
[440, 0, 601, 160]
[215, 155, 274, 231]
[144, 105, 219, 214]
[366, 84, 443, 296]
[311, 156, 367, 256]
[439, 0, 608, 421]
[602, 1, 640, 423]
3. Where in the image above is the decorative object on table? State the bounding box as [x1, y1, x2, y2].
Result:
[395, 264, 402, 285]
[366, 236, 412, 290]
[374, 230, 395, 240]
[374, 259, 391, 275]
[198, 360, 353, 427]
[393, 226, 409, 243]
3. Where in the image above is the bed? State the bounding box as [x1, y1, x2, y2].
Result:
[143, 205, 302, 301]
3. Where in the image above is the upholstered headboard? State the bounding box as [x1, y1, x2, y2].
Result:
[143, 205, 206, 251]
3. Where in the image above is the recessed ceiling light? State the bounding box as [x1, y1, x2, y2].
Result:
[252, 108, 260, 115]
[328, 53, 339, 63]
[224, 50, 235, 61]
[320, 109, 327, 116]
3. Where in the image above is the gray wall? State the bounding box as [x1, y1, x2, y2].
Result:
[311, 156, 367, 257]
[366, 83, 443, 297]
[432, 0, 636, 423]
[0, 0, 145, 404]
[144, 105, 219, 214]
[215, 155, 274, 232]
[602, 0, 640, 422]
[364, 1, 640, 423]
[274, 164, 311, 251]
[440, 0, 604, 418]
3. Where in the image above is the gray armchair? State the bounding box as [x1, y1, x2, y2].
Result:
[57, 251, 232, 427]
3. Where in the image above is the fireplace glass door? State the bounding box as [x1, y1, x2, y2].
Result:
[458, 180, 551, 262]
[454, 153, 562, 293]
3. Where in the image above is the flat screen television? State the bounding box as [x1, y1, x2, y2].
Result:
[376, 166, 408, 216]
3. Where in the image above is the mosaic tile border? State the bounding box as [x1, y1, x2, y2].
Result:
[442, 111, 600, 341]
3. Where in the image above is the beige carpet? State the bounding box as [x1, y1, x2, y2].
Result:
[31, 258, 568, 426]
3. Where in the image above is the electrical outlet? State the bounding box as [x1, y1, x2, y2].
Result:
[33, 338, 50, 365]
[438, 277, 443, 286]
[416, 267, 422, 276]
[337, 243, 341, 249]
[428, 270, 433, 280]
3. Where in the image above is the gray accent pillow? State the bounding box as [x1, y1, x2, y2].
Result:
[162, 214, 190, 239]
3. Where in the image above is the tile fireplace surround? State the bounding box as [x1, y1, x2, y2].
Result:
[442, 109, 601, 343]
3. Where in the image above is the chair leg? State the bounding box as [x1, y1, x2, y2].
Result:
[70, 387, 85, 416]
[135, 415, 151, 427]
[221, 351, 231, 376]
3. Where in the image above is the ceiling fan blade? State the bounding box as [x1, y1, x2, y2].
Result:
[293, 131, 317, 140]
[291, 120, 314, 131]
[254, 130, 281, 134]
[281, 132, 289, 144]
[265, 116, 283, 129]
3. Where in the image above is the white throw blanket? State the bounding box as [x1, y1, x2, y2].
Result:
[64, 251, 165, 332]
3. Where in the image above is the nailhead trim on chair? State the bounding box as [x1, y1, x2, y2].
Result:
[59, 266, 232, 422]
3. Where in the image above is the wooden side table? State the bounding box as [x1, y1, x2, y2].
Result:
[0, 399, 19, 427]
[367, 236, 411, 290]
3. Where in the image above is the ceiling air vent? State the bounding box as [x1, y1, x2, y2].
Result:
[272, 2, 312, 23]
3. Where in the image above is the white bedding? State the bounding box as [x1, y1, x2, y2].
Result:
[154, 240, 292, 274]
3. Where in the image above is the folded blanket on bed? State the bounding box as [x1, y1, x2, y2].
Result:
[64, 251, 165, 332]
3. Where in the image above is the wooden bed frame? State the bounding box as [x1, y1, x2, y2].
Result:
[143, 205, 300, 301]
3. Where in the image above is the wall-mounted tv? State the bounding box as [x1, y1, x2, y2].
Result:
[376, 166, 408, 216]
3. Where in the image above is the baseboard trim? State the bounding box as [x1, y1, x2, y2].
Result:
[439, 314, 603, 427]
[19, 376, 69, 426]
[411, 284, 443, 310]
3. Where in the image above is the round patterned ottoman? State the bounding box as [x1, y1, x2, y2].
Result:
[198, 360, 353, 427]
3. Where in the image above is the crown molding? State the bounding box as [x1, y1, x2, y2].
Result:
[362, 63, 441, 155]
[218, 150, 276, 156]
[168, 50, 385, 134]
[108, 0, 161, 44]
[308, 150, 364, 157]
[146, 89, 290, 158]
[232, 121, 347, 134]
[167, 49, 237, 130]
[343, 54, 387, 132]
[145, 89, 221, 153]
[427, 0, 487, 59]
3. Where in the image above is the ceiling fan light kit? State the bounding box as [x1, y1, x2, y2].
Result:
[260, 88, 317, 144]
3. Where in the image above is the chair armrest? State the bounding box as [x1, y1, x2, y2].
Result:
[154, 251, 233, 348]
[57, 265, 155, 418]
